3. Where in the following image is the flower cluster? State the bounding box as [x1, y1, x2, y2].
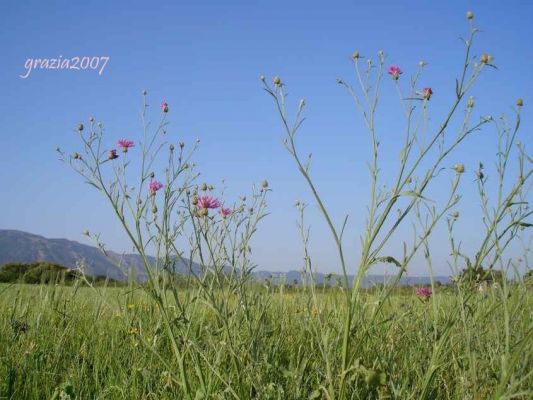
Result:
[388, 65, 402, 80]
[117, 139, 135, 152]
[197, 195, 221, 210]
[149, 180, 164, 194]
[415, 287, 432, 300]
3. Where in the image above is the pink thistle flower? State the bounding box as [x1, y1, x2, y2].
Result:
[219, 207, 232, 218]
[415, 287, 432, 300]
[117, 139, 135, 152]
[148, 180, 164, 194]
[161, 101, 169, 113]
[422, 87, 433, 100]
[108, 149, 119, 160]
[388, 65, 402, 80]
[196, 195, 221, 210]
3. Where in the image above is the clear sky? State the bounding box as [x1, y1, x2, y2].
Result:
[0, 0, 531, 276]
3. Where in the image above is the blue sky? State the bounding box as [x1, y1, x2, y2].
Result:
[0, 0, 531, 276]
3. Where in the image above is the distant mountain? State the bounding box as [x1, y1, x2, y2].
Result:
[0, 229, 201, 281]
[253, 269, 450, 288]
[0, 229, 450, 286]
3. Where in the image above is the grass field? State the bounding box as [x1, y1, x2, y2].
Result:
[1, 281, 531, 399]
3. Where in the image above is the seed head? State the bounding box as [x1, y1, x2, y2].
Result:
[480, 53, 492, 65]
[454, 163, 465, 174]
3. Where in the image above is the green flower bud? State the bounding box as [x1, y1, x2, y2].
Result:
[480, 53, 492, 64]
[454, 163, 465, 174]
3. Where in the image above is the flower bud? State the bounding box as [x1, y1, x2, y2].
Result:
[516, 98, 524, 107]
[77, 123, 84, 132]
[454, 163, 465, 174]
[351, 51, 360, 59]
[466, 11, 474, 20]
[88, 116, 94, 123]
[480, 53, 492, 64]
[152, 205, 158, 214]
[260, 75, 265, 81]
[198, 207, 208, 217]
[83, 230, 90, 236]
[191, 196, 198, 206]
[452, 211, 460, 219]
[419, 60, 427, 68]
[179, 141, 185, 148]
[201, 183, 208, 191]
[273, 76, 281, 86]
[108, 149, 118, 160]
[169, 144, 174, 151]
[261, 180, 269, 189]
[142, 90, 147, 95]
[73, 152, 81, 160]
[467, 96, 475, 108]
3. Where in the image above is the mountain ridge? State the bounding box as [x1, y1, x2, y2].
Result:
[0, 229, 450, 286]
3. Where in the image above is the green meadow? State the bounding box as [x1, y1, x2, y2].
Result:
[1, 281, 531, 399]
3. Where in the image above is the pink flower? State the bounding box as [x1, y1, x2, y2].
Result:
[148, 180, 164, 194]
[117, 139, 135, 152]
[422, 87, 433, 100]
[196, 195, 221, 210]
[219, 207, 232, 218]
[388, 65, 402, 80]
[415, 287, 432, 300]
[161, 101, 169, 113]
